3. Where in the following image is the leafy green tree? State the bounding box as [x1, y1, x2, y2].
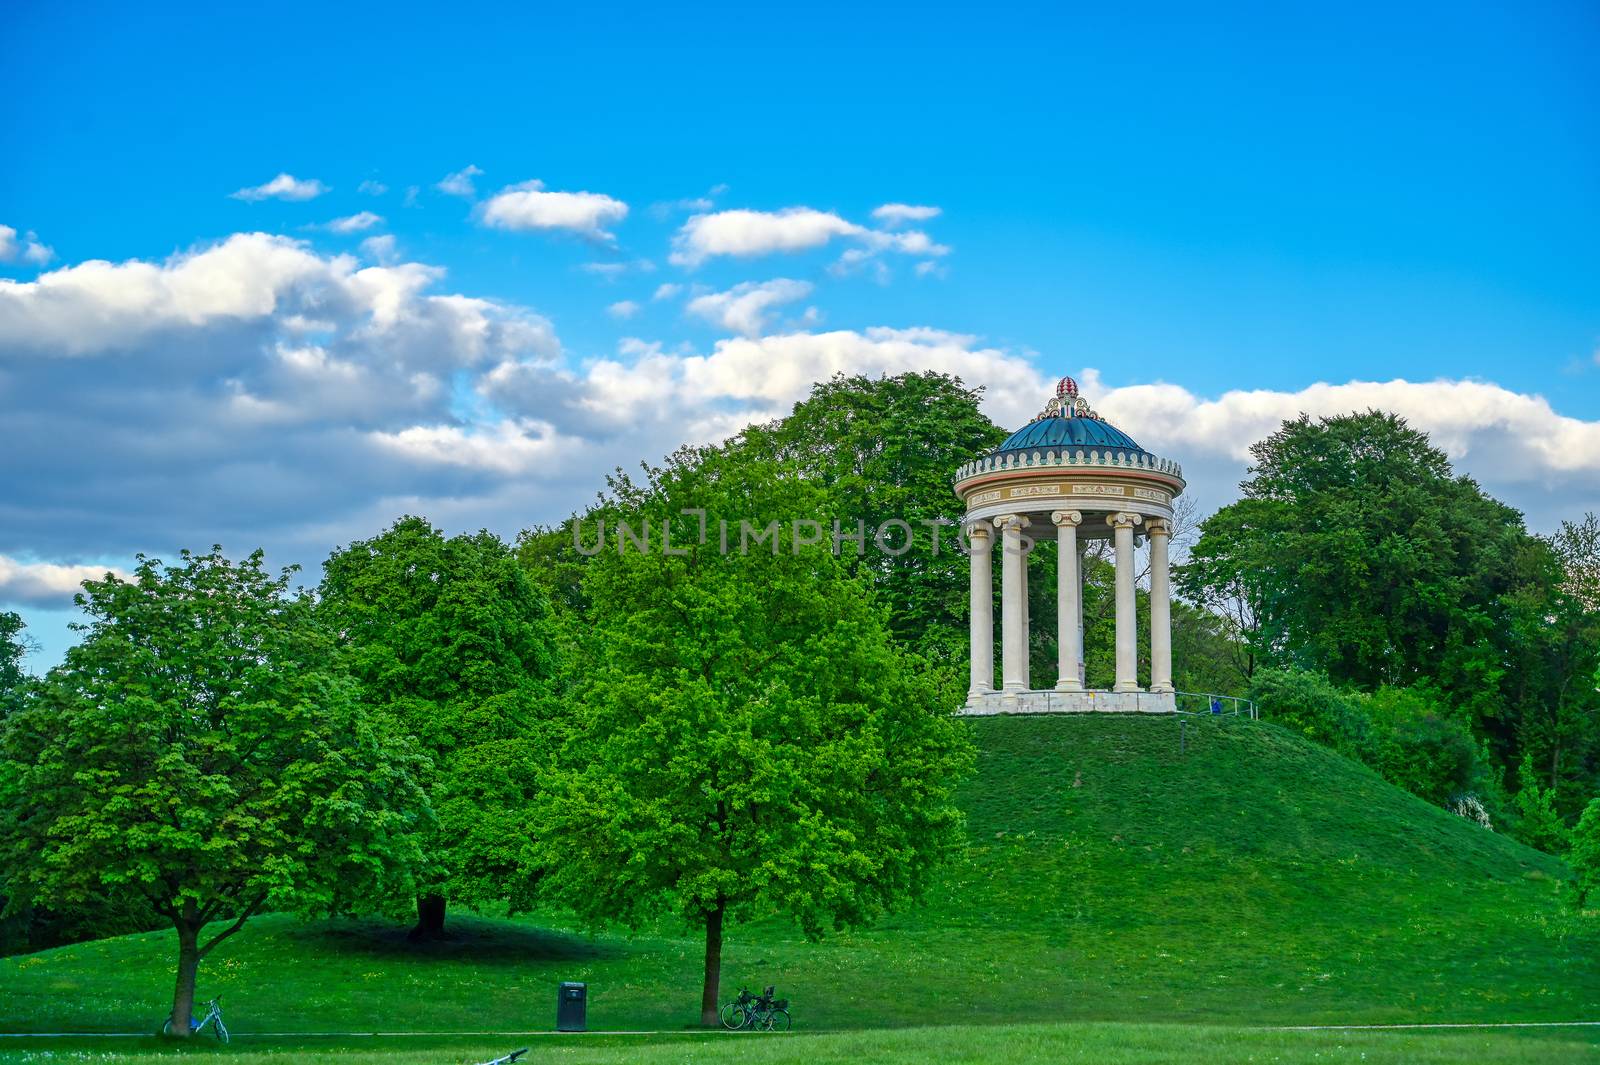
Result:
[537, 445, 973, 1027]
[1183, 412, 1527, 693]
[1512, 755, 1572, 854]
[754, 371, 1007, 662]
[1363, 686, 1482, 807]
[0, 549, 426, 1035]
[1569, 797, 1600, 909]
[319, 517, 560, 938]
[1247, 668, 1370, 755]
[0, 611, 28, 713]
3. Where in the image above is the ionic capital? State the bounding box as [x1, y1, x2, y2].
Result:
[993, 514, 1027, 534]
[1050, 510, 1083, 528]
[1107, 511, 1143, 530]
[1145, 518, 1172, 538]
[967, 521, 993, 542]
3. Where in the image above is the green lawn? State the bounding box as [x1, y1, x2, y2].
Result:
[0, 1024, 1596, 1065]
[1, 715, 1594, 1056]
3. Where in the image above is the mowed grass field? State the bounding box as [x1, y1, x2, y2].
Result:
[0, 1023, 1596, 1065]
[1, 715, 1595, 1062]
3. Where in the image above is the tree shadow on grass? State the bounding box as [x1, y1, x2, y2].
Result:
[285, 916, 627, 965]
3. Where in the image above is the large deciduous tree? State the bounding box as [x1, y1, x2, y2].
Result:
[755, 371, 1007, 661]
[319, 517, 560, 938]
[537, 445, 973, 1027]
[0, 611, 28, 719]
[0, 550, 426, 1035]
[1181, 412, 1600, 826]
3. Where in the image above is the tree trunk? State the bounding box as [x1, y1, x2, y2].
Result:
[699, 901, 724, 1028]
[168, 910, 200, 1038]
[410, 893, 447, 940]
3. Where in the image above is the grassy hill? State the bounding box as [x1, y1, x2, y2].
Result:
[0, 714, 1594, 1044]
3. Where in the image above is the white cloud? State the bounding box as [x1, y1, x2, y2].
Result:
[872, 203, 941, 226]
[480, 181, 629, 241]
[579, 259, 655, 280]
[671, 208, 862, 267]
[671, 207, 952, 269]
[1094, 376, 1600, 507]
[0, 233, 559, 366]
[23, 237, 54, 265]
[323, 211, 384, 234]
[230, 173, 329, 202]
[358, 180, 388, 196]
[608, 300, 641, 320]
[652, 283, 682, 301]
[685, 279, 813, 337]
[436, 165, 483, 198]
[0, 225, 56, 266]
[368, 418, 575, 475]
[0, 555, 131, 607]
[360, 234, 398, 264]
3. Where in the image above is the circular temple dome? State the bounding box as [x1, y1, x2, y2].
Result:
[991, 415, 1149, 460]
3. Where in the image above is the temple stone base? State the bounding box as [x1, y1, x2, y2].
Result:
[960, 689, 1177, 716]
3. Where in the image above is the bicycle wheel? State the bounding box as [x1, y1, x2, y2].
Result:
[720, 1003, 745, 1030]
[161, 1018, 172, 1037]
[766, 1009, 790, 1032]
[214, 1018, 229, 1044]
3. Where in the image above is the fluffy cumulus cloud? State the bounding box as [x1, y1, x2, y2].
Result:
[323, 211, 384, 234]
[671, 206, 950, 272]
[1090, 375, 1600, 530]
[607, 299, 641, 320]
[436, 165, 483, 198]
[0, 556, 130, 607]
[479, 181, 629, 241]
[0, 233, 568, 604]
[0, 224, 55, 266]
[6, 233, 1597, 627]
[230, 173, 329, 202]
[670, 208, 862, 266]
[871, 203, 941, 226]
[685, 278, 814, 336]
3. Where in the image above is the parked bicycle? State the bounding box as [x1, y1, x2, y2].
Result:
[473, 1050, 528, 1065]
[719, 985, 790, 1031]
[161, 995, 228, 1042]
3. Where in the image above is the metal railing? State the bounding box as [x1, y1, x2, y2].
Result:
[1173, 691, 1256, 719]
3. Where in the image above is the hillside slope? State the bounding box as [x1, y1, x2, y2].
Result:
[0, 715, 1593, 1033]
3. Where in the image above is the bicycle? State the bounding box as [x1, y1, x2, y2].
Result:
[474, 1050, 528, 1065]
[161, 995, 228, 1042]
[720, 985, 791, 1032]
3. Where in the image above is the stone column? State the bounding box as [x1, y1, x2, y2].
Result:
[1147, 518, 1174, 694]
[1076, 540, 1086, 687]
[1020, 535, 1031, 690]
[996, 515, 1026, 693]
[1052, 510, 1083, 691]
[967, 523, 994, 700]
[1109, 511, 1142, 693]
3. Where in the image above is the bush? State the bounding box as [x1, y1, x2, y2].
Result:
[1570, 797, 1600, 908]
[1513, 755, 1573, 855]
[1248, 668, 1368, 756]
[1364, 686, 1481, 807]
[1250, 671, 1489, 818]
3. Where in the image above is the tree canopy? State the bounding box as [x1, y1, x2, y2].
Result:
[318, 517, 561, 936]
[1181, 411, 1599, 831]
[0, 549, 427, 1034]
[535, 444, 973, 1026]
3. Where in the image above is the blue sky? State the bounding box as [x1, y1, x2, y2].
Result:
[3, 0, 1598, 668]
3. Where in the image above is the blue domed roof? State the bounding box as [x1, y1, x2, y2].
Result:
[993, 415, 1148, 458]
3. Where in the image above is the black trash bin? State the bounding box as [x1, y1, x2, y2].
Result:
[557, 981, 587, 1032]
